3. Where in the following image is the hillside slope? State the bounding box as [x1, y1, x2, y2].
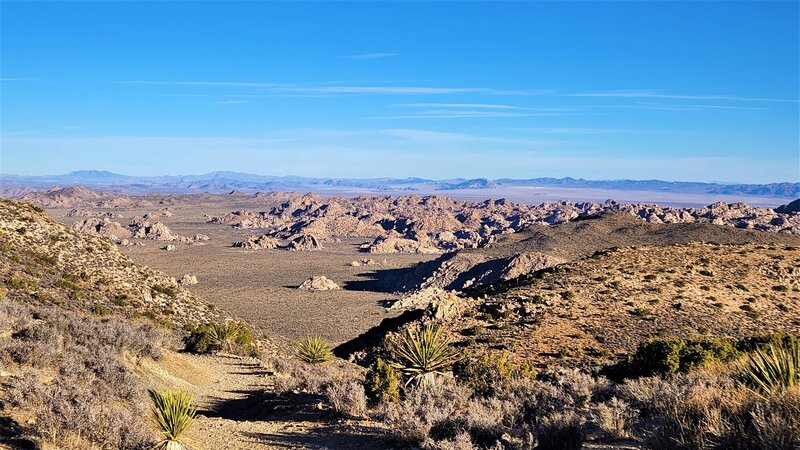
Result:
[0, 198, 226, 326]
[412, 212, 800, 291]
[451, 241, 800, 366]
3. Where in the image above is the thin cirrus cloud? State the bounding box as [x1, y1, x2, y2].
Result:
[595, 103, 767, 112]
[124, 80, 537, 96]
[372, 110, 569, 119]
[391, 103, 531, 110]
[341, 52, 398, 59]
[570, 89, 799, 103]
[216, 100, 249, 105]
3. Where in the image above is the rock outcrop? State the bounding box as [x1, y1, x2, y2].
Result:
[286, 234, 324, 251]
[71, 217, 132, 240]
[208, 195, 800, 254]
[366, 236, 441, 254]
[233, 234, 280, 250]
[179, 274, 198, 285]
[298, 276, 340, 291]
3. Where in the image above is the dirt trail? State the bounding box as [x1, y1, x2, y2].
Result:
[176, 354, 386, 450]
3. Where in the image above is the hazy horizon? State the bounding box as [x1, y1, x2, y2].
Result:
[1, 2, 798, 183]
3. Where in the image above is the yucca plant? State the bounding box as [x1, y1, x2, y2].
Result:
[741, 340, 800, 397]
[149, 389, 196, 450]
[390, 323, 460, 385]
[295, 336, 333, 365]
[214, 320, 251, 353]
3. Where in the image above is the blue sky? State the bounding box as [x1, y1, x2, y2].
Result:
[1, 1, 798, 183]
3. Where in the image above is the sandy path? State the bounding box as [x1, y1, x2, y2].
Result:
[182, 354, 387, 450]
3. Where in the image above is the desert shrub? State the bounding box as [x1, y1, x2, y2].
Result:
[383, 376, 472, 445]
[629, 370, 800, 450]
[738, 333, 800, 353]
[325, 380, 368, 417]
[535, 410, 585, 450]
[149, 389, 196, 450]
[294, 335, 333, 365]
[592, 397, 638, 439]
[390, 323, 460, 385]
[608, 337, 740, 379]
[271, 356, 360, 395]
[150, 283, 177, 298]
[549, 367, 610, 407]
[363, 357, 401, 404]
[184, 320, 254, 355]
[0, 299, 165, 448]
[741, 340, 800, 396]
[453, 351, 536, 396]
[750, 388, 800, 449]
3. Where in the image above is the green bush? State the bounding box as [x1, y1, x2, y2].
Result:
[363, 357, 401, 404]
[454, 350, 536, 396]
[294, 336, 333, 365]
[184, 320, 254, 355]
[607, 337, 740, 379]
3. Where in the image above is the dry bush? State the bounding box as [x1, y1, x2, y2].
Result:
[750, 388, 800, 449]
[535, 410, 586, 450]
[424, 432, 477, 450]
[549, 367, 610, 407]
[634, 371, 800, 450]
[383, 375, 472, 445]
[592, 397, 638, 439]
[0, 299, 164, 448]
[271, 356, 361, 395]
[325, 380, 368, 417]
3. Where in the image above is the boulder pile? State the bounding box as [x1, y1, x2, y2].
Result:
[298, 276, 340, 291]
[208, 194, 800, 254]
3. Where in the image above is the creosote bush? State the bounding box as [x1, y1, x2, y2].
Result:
[607, 337, 740, 379]
[363, 357, 401, 404]
[454, 350, 537, 396]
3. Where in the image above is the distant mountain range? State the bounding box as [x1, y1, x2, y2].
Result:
[1, 170, 798, 198]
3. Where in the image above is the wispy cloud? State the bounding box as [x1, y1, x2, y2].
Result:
[280, 86, 530, 95]
[392, 103, 529, 110]
[378, 128, 563, 146]
[126, 80, 286, 88]
[592, 103, 766, 112]
[570, 89, 798, 103]
[342, 52, 397, 60]
[372, 110, 568, 119]
[216, 100, 249, 105]
[125, 80, 538, 96]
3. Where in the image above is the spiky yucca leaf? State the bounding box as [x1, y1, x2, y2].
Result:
[149, 389, 196, 450]
[391, 324, 460, 384]
[741, 340, 800, 396]
[295, 336, 333, 365]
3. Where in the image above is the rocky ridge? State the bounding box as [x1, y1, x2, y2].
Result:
[207, 194, 800, 253]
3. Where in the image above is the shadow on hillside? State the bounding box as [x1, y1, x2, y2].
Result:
[241, 424, 389, 449]
[0, 417, 36, 449]
[343, 257, 447, 293]
[333, 308, 424, 360]
[201, 389, 326, 422]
